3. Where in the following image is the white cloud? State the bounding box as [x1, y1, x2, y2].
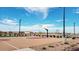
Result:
[56, 19, 63, 22]
[0, 18, 17, 25]
[41, 24, 55, 29]
[21, 24, 55, 32]
[21, 24, 42, 31]
[0, 24, 18, 31]
[0, 24, 55, 32]
[65, 26, 79, 33]
[48, 26, 79, 33]
[56, 19, 68, 22]
[21, 25, 79, 33]
[0, 22, 79, 33]
[24, 7, 49, 19]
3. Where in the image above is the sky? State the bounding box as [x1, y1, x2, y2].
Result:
[0, 7, 79, 33]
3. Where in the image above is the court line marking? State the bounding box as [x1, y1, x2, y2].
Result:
[2, 41, 35, 51]
[2, 41, 19, 50]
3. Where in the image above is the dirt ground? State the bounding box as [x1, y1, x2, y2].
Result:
[0, 37, 79, 51]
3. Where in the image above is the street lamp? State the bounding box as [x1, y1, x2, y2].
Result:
[44, 28, 48, 37]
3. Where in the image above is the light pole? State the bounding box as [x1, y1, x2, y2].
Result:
[63, 7, 69, 51]
[63, 7, 68, 47]
[44, 28, 48, 37]
[73, 22, 75, 35]
[19, 19, 21, 36]
[63, 7, 65, 38]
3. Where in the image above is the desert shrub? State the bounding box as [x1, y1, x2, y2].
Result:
[48, 45, 54, 48]
[60, 43, 64, 45]
[53, 35, 55, 38]
[57, 36, 59, 38]
[72, 48, 79, 51]
[64, 42, 69, 45]
[42, 47, 46, 50]
[50, 35, 52, 37]
[71, 44, 77, 47]
[66, 36, 70, 38]
[72, 37, 76, 39]
[77, 43, 79, 44]
[60, 36, 62, 38]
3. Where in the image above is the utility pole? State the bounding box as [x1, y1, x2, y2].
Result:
[19, 19, 21, 36]
[63, 7, 65, 38]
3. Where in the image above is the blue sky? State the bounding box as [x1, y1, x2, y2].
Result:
[0, 7, 79, 33]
